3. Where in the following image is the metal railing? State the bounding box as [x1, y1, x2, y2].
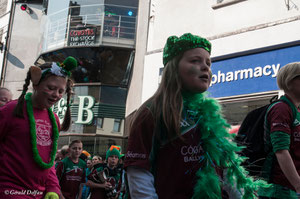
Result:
[42, 4, 137, 53]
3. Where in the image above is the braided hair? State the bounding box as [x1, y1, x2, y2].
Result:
[13, 58, 77, 131]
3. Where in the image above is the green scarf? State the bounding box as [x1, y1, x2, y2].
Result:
[25, 92, 59, 169]
[182, 91, 268, 199]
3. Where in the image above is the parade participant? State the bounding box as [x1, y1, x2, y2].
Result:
[56, 140, 86, 199]
[92, 155, 103, 165]
[258, 62, 300, 199]
[0, 56, 77, 199]
[0, 87, 12, 107]
[124, 33, 266, 199]
[81, 158, 93, 199]
[87, 145, 122, 199]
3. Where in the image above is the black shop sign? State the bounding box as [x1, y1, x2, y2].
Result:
[68, 28, 96, 46]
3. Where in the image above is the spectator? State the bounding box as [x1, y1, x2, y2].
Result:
[0, 87, 12, 107]
[56, 140, 86, 199]
[81, 158, 93, 199]
[87, 145, 122, 199]
[258, 62, 300, 199]
[92, 155, 102, 165]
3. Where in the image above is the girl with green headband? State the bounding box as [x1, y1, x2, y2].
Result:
[0, 57, 77, 199]
[124, 33, 267, 199]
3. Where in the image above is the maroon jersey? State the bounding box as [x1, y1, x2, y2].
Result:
[56, 157, 86, 199]
[124, 106, 210, 199]
[267, 97, 300, 191]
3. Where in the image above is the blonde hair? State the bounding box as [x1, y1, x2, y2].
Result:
[131, 53, 184, 140]
[277, 62, 300, 91]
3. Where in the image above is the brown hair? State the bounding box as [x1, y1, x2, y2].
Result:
[130, 53, 184, 140]
[69, 139, 82, 148]
[13, 62, 74, 131]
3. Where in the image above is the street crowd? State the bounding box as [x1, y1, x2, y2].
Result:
[1, 33, 300, 199]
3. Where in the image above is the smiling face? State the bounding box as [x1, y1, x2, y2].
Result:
[32, 75, 67, 109]
[178, 48, 211, 93]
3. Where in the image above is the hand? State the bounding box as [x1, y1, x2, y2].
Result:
[104, 181, 112, 189]
[44, 192, 59, 199]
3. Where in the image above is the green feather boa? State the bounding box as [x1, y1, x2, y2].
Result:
[182, 91, 268, 199]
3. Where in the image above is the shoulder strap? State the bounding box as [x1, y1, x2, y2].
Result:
[280, 95, 297, 120]
[265, 96, 297, 124]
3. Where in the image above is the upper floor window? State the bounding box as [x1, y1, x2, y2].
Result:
[97, 118, 104, 129]
[113, 119, 122, 132]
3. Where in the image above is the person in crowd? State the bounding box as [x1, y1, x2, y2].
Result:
[258, 62, 300, 199]
[81, 158, 93, 199]
[87, 145, 122, 199]
[124, 33, 266, 199]
[55, 145, 70, 168]
[92, 155, 103, 165]
[56, 140, 86, 199]
[0, 56, 77, 199]
[0, 87, 12, 107]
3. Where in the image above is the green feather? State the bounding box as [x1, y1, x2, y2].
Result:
[182, 91, 270, 199]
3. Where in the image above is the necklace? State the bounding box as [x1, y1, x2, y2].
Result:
[25, 92, 59, 169]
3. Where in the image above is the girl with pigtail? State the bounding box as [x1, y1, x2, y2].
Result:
[0, 57, 77, 199]
[124, 33, 268, 199]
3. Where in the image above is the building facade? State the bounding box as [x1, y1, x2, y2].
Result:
[0, 0, 138, 157]
[126, 0, 300, 129]
[2, 0, 300, 157]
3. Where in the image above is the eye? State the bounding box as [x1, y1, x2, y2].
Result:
[58, 89, 65, 94]
[206, 59, 211, 67]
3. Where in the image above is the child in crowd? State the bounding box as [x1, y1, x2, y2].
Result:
[0, 87, 12, 107]
[87, 145, 122, 199]
[258, 62, 300, 199]
[92, 155, 103, 165]
[0, 56, 77, 199]
[124, 33, 267, 199]
[56, 140, 86, 199]
[81, 158, 93, 199]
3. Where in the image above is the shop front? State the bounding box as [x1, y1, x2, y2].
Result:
[209, 42, 300, 126]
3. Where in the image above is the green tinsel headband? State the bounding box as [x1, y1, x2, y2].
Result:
[41, 56, 78, 79]
[162, 33, 212, 66]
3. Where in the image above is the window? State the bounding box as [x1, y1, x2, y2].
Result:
[96, 118, 104, 129]
[113, 119, 122, 132]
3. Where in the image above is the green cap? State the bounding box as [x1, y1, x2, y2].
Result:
[162, 33, 211, 66]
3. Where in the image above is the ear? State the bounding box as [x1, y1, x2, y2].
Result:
[30, 66, 42, 86]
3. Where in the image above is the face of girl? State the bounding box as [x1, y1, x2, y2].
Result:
[178, 48, 211, 93]
[86, 160, 93, 169]
[92, 156, 101, 164]
[32, 75, 67, 109]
